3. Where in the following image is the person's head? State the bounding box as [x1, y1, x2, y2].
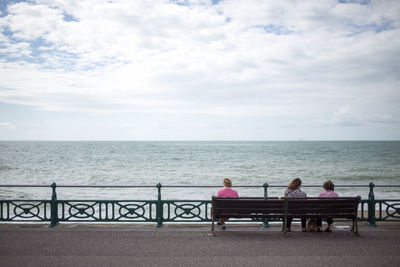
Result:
[323, 180, 335, 191]
[223, 178, 232, 188]
[288, 177, 302, 190]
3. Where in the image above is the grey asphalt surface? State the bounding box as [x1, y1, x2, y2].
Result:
[1, 223, 399, 267]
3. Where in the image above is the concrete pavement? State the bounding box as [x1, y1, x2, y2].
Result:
[1, 223, 399, 267]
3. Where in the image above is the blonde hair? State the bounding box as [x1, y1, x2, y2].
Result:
[223, 178, 232, 188]
[288, 177, 302, 190]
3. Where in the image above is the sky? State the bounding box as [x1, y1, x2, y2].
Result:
[0, 0, 399, 140]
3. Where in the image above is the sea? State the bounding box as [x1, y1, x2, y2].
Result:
[0, 141, 399, 200]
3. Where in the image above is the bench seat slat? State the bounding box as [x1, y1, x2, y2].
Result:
[287, 207, 358, 212]
[215, 214, 284, 218]
[214, 207, 285, 211]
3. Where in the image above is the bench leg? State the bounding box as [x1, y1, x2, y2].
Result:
[351, 218, 355, 232]
[354, 218, 359, 236]
[283, 216, 287, 235]
[210, 211, 215, 237]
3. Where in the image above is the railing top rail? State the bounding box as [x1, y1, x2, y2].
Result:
[0, 184, 50, 188]
[0, 184, 400, 188]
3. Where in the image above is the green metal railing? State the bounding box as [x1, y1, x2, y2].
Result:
[0, 183, 399, 227]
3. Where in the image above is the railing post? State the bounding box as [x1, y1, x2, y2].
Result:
[263, 183, 270, 228]
[156, 183, 163, 227]
[50, 182, 59, 227]
[367, 182, 376, 227]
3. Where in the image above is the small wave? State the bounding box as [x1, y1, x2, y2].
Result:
[0, 165, 15, 171]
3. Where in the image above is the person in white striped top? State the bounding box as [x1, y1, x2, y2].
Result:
[284, 177, 307, 232]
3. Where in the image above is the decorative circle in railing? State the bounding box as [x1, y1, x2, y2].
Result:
[119, 204, 145, 219]
[14, 203, 40, 218]
[174, 204, 200, 219]
[386, 203, 400, 218]
[68, 203, 95, 218]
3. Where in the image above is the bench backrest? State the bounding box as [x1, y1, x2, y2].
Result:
[212, 196, 361, 219]
[286, 197, 361, 219]
[212, 197, 285, 218]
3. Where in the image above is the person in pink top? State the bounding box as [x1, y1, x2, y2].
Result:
[216, 178, 239, 230]
[316, 180, 339, 232]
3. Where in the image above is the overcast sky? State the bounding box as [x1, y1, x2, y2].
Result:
[0, 0, 399, 140]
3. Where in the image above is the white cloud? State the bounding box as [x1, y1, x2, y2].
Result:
[368, 113, 400, 124]
[0, 122, 15, 128]
[316, 104, 400, 127]
[0, 0, 399, 139]
[330, 105, 363, 126]
[6, 3, 64, 40]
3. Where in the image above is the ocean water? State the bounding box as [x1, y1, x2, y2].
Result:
[0, 141, 399, 200]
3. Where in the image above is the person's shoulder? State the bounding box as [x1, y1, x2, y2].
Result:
[216, 188, 225, 196]
[232, 188, 239, 196]
[226, 188, 238, 195]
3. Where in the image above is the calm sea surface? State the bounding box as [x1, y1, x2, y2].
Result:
[0, 141, 399, 200]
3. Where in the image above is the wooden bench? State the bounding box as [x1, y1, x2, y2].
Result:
[211, 196, 361, 235]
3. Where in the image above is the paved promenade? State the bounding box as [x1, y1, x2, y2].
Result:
[1, 222, 399, 267]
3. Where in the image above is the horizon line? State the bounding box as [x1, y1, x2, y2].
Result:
[1, 139, 399, 142]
